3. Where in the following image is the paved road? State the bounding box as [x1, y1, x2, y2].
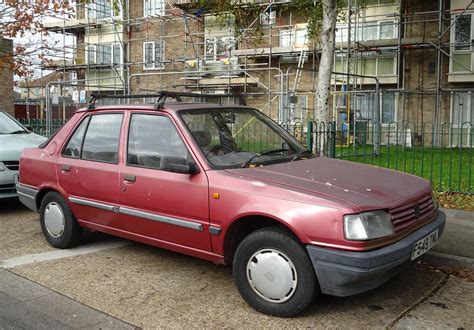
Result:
[1, 199, 473, 329]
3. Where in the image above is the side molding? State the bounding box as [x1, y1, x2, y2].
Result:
[69, 196, 203, 232]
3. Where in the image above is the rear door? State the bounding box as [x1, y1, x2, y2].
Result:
[57, 112, 124, 227]
[118, 112, 211, 251]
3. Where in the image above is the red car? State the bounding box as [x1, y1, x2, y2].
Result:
[17, 94, 445, 316]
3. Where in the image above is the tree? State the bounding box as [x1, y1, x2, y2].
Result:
[313, 0, 337, 124]
[0, 0, 71, 78]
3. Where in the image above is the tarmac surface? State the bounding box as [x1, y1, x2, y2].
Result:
[0, 199, 473, 329]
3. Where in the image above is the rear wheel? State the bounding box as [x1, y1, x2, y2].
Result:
[233, 227, 318, 317]
[39, 192, 83, 248]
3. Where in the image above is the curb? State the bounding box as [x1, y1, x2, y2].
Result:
[421, 251, 474, 271]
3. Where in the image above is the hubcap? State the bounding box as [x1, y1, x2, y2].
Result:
[246, 248, 297, 303]
[44, 202, 65, 238]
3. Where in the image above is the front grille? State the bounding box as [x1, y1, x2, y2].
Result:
[389, 194, 436, 233]
[2, 161, 19, 171]
[0, 183, 16, 194]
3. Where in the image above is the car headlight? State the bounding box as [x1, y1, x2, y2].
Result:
[344, 211, 394, 241]
[0, 163, 4, 171]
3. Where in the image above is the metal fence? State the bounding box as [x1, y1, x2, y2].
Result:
[18, 118, 66, 137]
[300, 121, 473, 194]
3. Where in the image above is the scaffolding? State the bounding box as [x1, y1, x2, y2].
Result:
[23, 0, 472, 145]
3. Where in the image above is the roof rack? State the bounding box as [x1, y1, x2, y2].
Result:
[87, 91, 246, 110]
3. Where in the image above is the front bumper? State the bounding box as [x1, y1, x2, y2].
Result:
[0, 170, 18, 199]
[306, 211, 446, 297]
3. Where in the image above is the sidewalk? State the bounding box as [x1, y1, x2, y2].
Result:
[0, 269, 136, 329]
[421, 208, 474, 271]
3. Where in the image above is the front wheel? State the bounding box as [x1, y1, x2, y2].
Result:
[233, 227, 318, 317]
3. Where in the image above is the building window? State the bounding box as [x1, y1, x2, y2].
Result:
[86, 45, 96, 64]
[97, 45, 111, 64]
[86, 43, 122, 65]
[341, 0, 399, 6]
[294, 24, 308, 47]
[336, 21, 397, 42]
[87, 0, 121, 20]
[144, 0, 165, 16]
[86, 43, 123, 65]
[450, 92, 473, 146]
[451, 14, 473, 73]
[113, 44, 122, 65]
[452, 92, 473, 125]
[454, 14, 471, 50]
[279, 25, 308, 48]
[143, 40, 165, 69]
[334, 56, 395, 76]
[204, 36, 234, 60]
[349, 92, 396, 124]
[280, 29, 292, 47]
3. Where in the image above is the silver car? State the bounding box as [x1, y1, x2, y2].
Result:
[0, 111, 46, 199]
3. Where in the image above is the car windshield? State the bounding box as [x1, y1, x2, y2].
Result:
[180, 108, 311, 169]
[0, 112, 27, 134]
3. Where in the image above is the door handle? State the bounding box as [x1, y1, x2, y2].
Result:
[123, 174, 136, 182]
[61, 164, 71, 172]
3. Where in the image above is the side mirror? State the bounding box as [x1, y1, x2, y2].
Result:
[160, 156, 200, 175]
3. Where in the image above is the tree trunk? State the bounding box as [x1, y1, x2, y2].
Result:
[313, 0, 337, 155]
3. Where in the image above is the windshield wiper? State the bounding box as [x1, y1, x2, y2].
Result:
[9, 130, 27, 134]
[291, 150, 313, 161]
[240, 148, 291, 168]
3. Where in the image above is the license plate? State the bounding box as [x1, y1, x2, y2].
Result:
[411, 229, 439, 260]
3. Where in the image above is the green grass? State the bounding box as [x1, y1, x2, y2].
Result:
[335, 145, 473, 194]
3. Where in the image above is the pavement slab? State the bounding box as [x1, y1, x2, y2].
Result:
[0, 269, 136, 330]
[12, 243, 453, 328]
[423, 208, 474, 270]
[394, 276, 474, 329]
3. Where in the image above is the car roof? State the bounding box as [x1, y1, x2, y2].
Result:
[75, 102, 252, 114]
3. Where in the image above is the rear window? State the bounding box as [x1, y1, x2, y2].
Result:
[62, 117, 90, 158]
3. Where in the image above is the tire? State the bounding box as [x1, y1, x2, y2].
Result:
[39, 191, 83, 248]
[233, 227, 318, 317]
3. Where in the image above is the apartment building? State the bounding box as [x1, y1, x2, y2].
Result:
[41, 0, 473, 144]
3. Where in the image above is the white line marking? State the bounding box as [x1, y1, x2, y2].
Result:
[0, 239, 132, 269]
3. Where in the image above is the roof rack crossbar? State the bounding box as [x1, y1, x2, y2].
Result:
[87, 91, 246, 110]
[154, 91, 247, 109]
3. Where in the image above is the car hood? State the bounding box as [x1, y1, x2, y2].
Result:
[0, 133, 46, 161]
[225, 157, 431, 211]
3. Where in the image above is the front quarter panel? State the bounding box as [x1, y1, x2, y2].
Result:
[207, 170, 352, 256]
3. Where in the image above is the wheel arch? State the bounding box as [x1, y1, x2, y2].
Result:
[36, 186, 68, 211]
[222, 214, 303, 265]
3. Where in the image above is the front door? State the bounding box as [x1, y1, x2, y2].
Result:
[118, 112, 211, 251]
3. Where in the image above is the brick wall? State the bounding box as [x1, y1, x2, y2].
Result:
[0, 37, 14, 116]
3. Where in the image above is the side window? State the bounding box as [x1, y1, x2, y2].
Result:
[62, 116, 90, 158]
[82, 114, 123, 163]
[127, 114, 188, 170]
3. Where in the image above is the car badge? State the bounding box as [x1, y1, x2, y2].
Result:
[414, 204, 421, 218]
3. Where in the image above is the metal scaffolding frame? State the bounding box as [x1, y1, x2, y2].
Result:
[24, 0, 474, 137]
